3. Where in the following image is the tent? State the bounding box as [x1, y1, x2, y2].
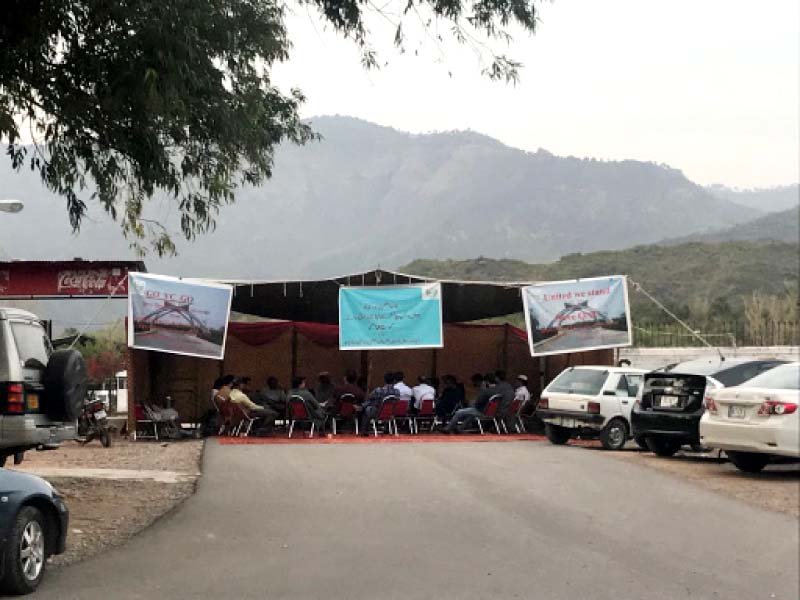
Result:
[127, 270, 614, 433]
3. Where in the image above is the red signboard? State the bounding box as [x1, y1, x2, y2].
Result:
[0, 260, 146, 298]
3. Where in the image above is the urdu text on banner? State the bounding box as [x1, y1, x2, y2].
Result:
[338, 283, 444, 350]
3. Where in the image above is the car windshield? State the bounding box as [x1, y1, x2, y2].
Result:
[10, 321, 51, 367]
[739, 364, 800, 390]
[547, 368, 608, 395]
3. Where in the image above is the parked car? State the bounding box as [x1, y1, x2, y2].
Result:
[700, 362, 799, 473]
[0, 468, 69, 594]
[536, 366, 648, 450]
[632, 358, 786, 457]
[1, 308, 86, 467]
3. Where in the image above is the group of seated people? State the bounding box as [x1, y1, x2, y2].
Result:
[210, 369, 532, 436]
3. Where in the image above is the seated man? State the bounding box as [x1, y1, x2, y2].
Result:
[412, 376, 436, 411]
[260, 376, 288, 416]
[289, 376, 326, 430]
[229, 378, 278, 433]
[434, 375, 464, 423]
[335, 370, 366, 406]
[444, 373, 497, 433]
[393, 371, 414, 405]
[360, 372, 397, 435]
[316, 372, 337, 407]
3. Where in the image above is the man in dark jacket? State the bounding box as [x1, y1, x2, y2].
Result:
[493, 370, 516, 429]
[360, 372, 397, 435]
[444, 373, 497, 433]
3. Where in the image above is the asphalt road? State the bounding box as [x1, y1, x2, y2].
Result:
[134, 328, 222, 356]
[36, 441, 799, 600]
[533, 327, 630, 353]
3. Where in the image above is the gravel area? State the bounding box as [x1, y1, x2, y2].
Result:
[608, 446, 799, 518]
[19, 438, 203, 472]
[9, 439, 204, 567]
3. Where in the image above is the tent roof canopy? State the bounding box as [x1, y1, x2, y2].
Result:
[223, 269, 532, 325]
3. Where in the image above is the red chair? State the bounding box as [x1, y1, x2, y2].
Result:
[501, 398, 523, 434]
[288, 395, 317, 438]
[219, 400, 239, 436]
[475, 394, 502, 435]
[369, 396, 397, 437]
[413, 396, 436, 434]
[391, 398, 413, 435]
[331, 393, 359, 435]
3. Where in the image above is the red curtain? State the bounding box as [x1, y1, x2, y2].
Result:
[228, 321, 340, 348]
[228, 320, 527, 348]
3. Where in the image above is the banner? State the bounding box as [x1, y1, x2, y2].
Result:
[128, 273, 233, 360]
[339, 283, 443, 350]
[522, 275, 632, 357]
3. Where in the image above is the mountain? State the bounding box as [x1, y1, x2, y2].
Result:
[661, 207, 800, 245]
[403, 240, 799, 323]
[1, 116, 761, 279]
[706, 184, 799, 213]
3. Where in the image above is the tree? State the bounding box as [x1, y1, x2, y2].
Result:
[0, 1, 538, 255]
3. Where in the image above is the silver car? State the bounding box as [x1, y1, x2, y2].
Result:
[0, 308, 83, 466]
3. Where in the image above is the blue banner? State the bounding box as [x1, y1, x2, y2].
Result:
[339, 284, 444, 350]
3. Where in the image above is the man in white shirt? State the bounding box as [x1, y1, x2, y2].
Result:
[393, 371, 414, 405]
[412, 376, 436, 410]
[515, 374, 531, 405]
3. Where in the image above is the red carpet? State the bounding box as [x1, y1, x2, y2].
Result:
[217, 433, 555, 445]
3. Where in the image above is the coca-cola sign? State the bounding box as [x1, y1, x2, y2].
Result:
[0, 261, 140, 298]
[57, 269, 126, 295]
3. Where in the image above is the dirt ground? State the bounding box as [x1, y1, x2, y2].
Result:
[608, 445, 800, 518]
[10, 439, 203, 567]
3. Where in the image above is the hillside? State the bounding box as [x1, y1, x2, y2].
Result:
[0, 116, 760, 279]
[706, 184, 799, 213]
[403, 240, 800, 323]
[661, 207, 800, 245]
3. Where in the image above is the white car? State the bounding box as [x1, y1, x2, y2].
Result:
[536, 366, 647, 450]
[700, 362, 800, 473]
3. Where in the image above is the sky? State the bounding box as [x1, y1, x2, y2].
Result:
[272, 0, 799, 188]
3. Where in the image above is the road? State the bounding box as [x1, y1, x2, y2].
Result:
[133, 328, 222, 356]
[533, 327, 629, 353]
[36, 441, 799, 600]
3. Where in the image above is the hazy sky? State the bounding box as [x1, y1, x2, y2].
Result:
[272, 0, 799, 188]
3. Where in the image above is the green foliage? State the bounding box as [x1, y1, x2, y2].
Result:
[403, 241, 800, 326]
[71, 322, 127, 382]
[0, 1, 537, 255]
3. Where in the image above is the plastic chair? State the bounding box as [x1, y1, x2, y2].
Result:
[475, 394, 503, 435]
[413, 396, 435, 434]
[288, 395, 317, 438]
[391, 398, 413, 435]
[331, 393, 359, 435]
[369, 396, 397, 437]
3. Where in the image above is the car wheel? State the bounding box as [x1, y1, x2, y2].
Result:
[0, 506, 48, 595]
[634, 435, 649, 450]
[646, 436, 681, 457]
[545, 423, 571, 445]
[600, 418, 628, 451]
[727, 451, 771, 473]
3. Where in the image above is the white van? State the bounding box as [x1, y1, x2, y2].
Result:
[536, 366, 647, 450]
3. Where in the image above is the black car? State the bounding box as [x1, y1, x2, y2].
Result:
[631, 358, 786, 457]
[0, 469, 69, 595]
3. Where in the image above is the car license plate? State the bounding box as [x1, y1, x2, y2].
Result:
[94, 409, 107, 420]
[728, 405, 746, 419]
[26, 394, 39, 410]
[659, 395, 680, 408]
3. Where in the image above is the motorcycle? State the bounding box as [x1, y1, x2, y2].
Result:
[77, 396, 112, 447]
